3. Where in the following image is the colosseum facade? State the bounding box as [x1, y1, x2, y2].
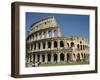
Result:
[26, 16, 89, 67]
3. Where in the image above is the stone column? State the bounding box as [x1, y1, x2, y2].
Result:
[57, 40, 60, 49]
[51, 40, 54, 50]
[64, 40, 67, 49]
[40, 42, 43, 50]
[28, 55, 30, 63]
[39, 54, 42, 63]
[45, 54, 47, 63]
[32, 43, 34, 52]
[51, 53, 54, 63]
[64, 53, 67, 61]
[51, 30, 54, 37]
[36, 42, 38, 51]
[42, 31, 44, 39]
[46, 30, 49, 38]
[37, 32, 40, 40]
[57, 28, 61, 37]
[34, 34, 36, 40]
[35, 54, 38, 63]
[45, 41, 48, 49]
[57, 53, 60, 63]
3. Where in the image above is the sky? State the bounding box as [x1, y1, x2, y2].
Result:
[26, 12, 89, 40]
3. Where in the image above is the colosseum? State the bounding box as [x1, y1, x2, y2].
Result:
[26, 16, 89, 67]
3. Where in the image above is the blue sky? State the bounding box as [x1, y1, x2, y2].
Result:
[26, 12, 89, 40]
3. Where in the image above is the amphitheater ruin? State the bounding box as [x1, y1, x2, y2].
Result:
[26, 16, 89, 67]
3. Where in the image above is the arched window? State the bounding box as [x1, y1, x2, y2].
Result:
[36, 33, 37, 39]
[34, 43, 36, 50]
[42, 54, 45, 62]
[71, 42, 74, 47]
[47, 54, 51, 62]
[60, 41, 64, 47]
[38, 43, 40, 49]
[48, 31, 52, 37]
[54, 54, 57, 61]
[43, 42, 45, 49]
[81, 53, 83, 58]
[54, 41, 57, 48]
[67, 53, 70, 61]
[48, 41, 51, 48]
[60, 53, 64, 61]
[44, 32, 46, 38]
[77, 44, 79, 49]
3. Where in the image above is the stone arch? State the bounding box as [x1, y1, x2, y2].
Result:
[60, 41, 64, 47]
[39, 32, 42, 39]
[84, 53, 86, 58]
[48, 31, 52, 37]
[47, 54, 51, 62]
[77, 44, 79, 49]
[42, 54, 45, 62]
[36, 33, 37, 39]
[60, 53, 64, 61]
[54, 41, 57, 48]
[81, 53, 83, 58]
[54, 54, 57, 62]
[71, 42, 74, 47]
[34, 43, 36, 50]
[38, 43, 40, 49]
[48, 41, 51, 48]
[67, 53, 71, 61]
[44, 32, 46, 38]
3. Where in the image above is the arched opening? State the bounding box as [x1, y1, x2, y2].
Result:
[33, 54, 35, 63]
[84, 53, 86, 59]
[71, 42, 74, 47]
[54, 30, 58, 37]
[43, 42, 45, 49]
[83, 45, 84, 50]
[44, 32, 46, 38]
[67, 53, 71, 61]
[48, 41, 51, 48]
[36, 33, 37, 40]
[54, 54, 57, 62]
[54, 41, 57, 48]
[38, 43, 40, 49]
[48, 31, 52, 37]
[60, 41, 64, 47]
[34, 43, 36, 50]
[60, 53, 64, 61]
[47, 54, 51, 62]
[81, 53, 83, 58]
[77, 53, 80, 61]
[31, 44, 33, 50]
[77, 44, 79, 49]
[42, 54, 45, 62]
